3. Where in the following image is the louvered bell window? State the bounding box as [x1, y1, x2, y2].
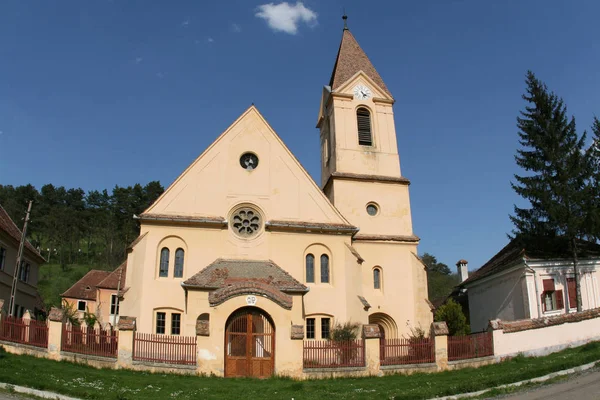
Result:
[357, 108, 372, 146]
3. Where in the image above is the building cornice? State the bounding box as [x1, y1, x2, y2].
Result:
[330, 92, 354, 100]
[353, 234, 420, 243]
[135, 213, 227, 229]
[372, 97, 395, 105]
[266, 220, 358, 235]
[323, 172, 410, 193]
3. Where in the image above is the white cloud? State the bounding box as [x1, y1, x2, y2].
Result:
[255, 2, 317, 35]
[135, 57, 143, 64]
[207, 37, 214, 43]
[156, 72, 164, 79]
[181, 18, 190, 27]
[231, 23, 242, 33]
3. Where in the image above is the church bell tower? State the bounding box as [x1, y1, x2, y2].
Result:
[317, 18, 416, 239]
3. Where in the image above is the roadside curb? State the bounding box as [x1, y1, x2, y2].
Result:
[430, 359, 600, 400]
[0, 382, 81, 400]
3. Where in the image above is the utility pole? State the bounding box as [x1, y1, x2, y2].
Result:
[9, 200, 33, 317]
[112, 265, 123, 327]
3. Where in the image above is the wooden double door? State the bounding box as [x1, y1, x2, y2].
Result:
[225, 307, 275, 378]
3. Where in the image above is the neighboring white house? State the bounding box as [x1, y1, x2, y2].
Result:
[459, 238, 600, 332]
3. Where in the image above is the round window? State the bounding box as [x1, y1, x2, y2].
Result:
[232, 207, 261, 237]
[366, 203, 379, 216]
[240, 152, 259, 171]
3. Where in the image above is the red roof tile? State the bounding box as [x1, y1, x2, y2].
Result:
[96, 261, 127, 291]
[183, 259, 308, 293]
[61, 270, 110, 301]
[0, 204, 44, 262]
[329, 29, 393, 98]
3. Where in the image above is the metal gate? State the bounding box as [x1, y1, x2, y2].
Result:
[225, 307, 275, 378]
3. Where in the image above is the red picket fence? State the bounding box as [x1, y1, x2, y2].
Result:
[303, 340, 365, 369]
[0, 317, 48, 348]
[62, 325, 118, 358]
[448, 332, 494, 361]
[133, 333, 197, 366]
[380, 337, 435, 365]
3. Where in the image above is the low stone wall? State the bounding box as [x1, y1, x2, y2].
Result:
[490, 308, 600, 357]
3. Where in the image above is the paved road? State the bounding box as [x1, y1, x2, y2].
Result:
[0, 393, 28, 400]
[493, 368, 600, 400]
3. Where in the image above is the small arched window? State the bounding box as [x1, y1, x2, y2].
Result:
[174, 248, 185, 278]
[306, 254, 315, 283]
[373, 268, 381, 290]
[320, 254, 330, 283]
[357, 108, 372, 146]
[159, 248, 170, 277]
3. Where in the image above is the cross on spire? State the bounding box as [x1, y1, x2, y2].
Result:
[342, 12, 348, 30]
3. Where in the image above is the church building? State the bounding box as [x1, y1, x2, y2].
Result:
[120, 23, 431, 377]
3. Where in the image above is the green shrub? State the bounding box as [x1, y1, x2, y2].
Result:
[434, 299, 470, 336]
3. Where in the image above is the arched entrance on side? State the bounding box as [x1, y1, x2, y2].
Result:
[368, 312, 398, 339]
[224, 307, 275, 378]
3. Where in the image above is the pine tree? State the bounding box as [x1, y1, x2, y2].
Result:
[587, 118, 600, 242]
[510, 71, 590, 312]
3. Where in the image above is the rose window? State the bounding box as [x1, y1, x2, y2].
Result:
[232, 208, 261, 237]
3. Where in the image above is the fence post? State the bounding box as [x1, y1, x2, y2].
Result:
[117, 316, 136, 369]
[47, 307, 65, 360]
[362, 324, 381, 375]
[488, 319, 503, 357]
[431, 321, 449, 371]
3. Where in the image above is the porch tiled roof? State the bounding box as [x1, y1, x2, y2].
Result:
[183, 259, 308, 293]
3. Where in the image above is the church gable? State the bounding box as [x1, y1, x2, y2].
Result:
[144, 106, 350, 227]
[335, 72, 392, 101]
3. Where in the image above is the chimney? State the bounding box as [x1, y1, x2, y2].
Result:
[456, 259, 469, 282]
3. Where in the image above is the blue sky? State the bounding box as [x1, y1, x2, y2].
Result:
[1, 1, 599, 272]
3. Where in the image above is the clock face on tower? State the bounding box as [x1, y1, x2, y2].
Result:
[353, 84, 372, 100]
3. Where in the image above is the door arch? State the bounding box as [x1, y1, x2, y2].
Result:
[224, 307, 275, 378]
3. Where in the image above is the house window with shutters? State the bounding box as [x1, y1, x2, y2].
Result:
[541, 278, 563, 312]
[566, 278, 577, 309]
[357, 107, 373, 146]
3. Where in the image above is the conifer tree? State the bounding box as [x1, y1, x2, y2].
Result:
[510, 71, 589, 312]
[587, 118, 600, 242]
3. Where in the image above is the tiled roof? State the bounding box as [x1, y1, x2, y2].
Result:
[463, 237, 600, 286]
[96, 261, 127, 291]
[0, 204, 44, 262]
[329, 29, 393, 98]
[493, 307, 600, 333]
[183, 259, 308, 293]
[61, 270, 110, 301]
[127, 232, 148, 252]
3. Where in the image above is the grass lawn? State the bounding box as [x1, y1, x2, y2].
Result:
[1, 342, 599, 400]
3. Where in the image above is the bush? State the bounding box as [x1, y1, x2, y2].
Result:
[330, 321, 360, 342]
[434, 299, 470, 336]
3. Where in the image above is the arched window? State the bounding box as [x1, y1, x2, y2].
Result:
[174, 248, 184, 278]
[320, 254, 330, 283]
[373, 268, 381, 289]
[159, 248, 170, 277]
[357, 107, 372, 146]
[306, 254, 315, 283]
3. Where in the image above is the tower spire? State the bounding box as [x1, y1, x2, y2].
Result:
[342, 12, 348, 30]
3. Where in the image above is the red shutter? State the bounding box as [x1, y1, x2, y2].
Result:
[556, 290, 564, 309]
[543, 279, 555, 291]
[567, 278, 577, 309]
[541, 293, 546, 312]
